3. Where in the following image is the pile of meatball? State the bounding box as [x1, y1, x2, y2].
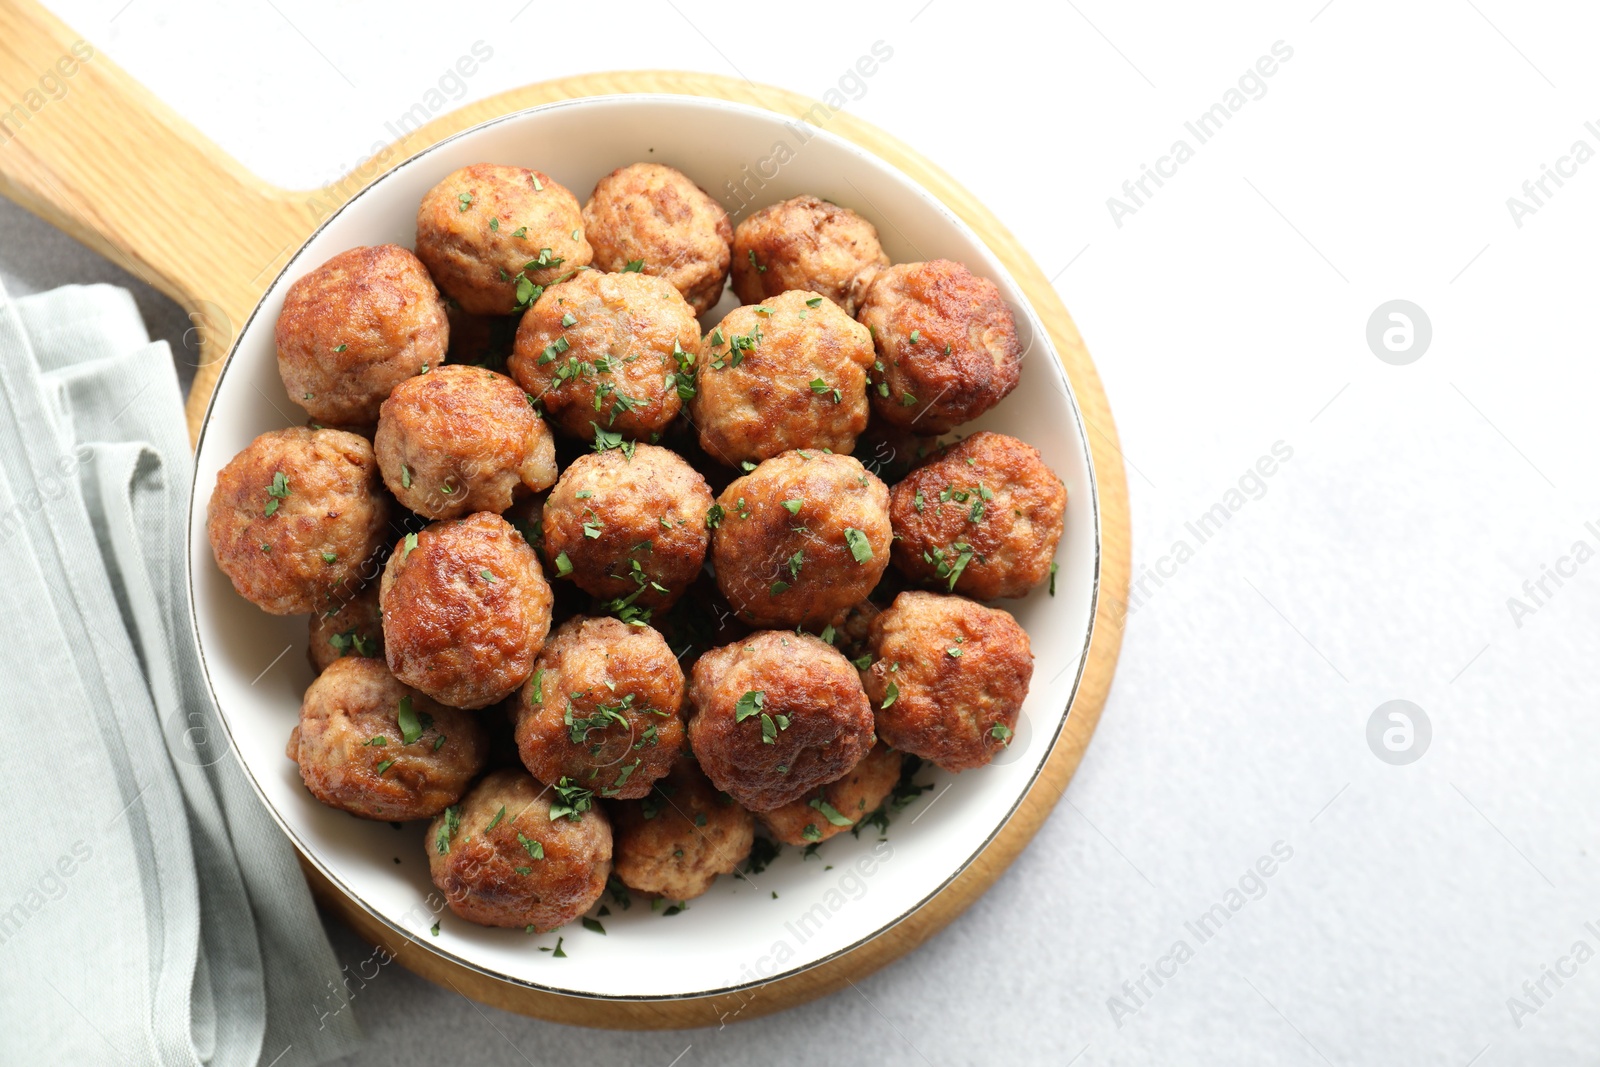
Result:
[208, 160, 1067, 938]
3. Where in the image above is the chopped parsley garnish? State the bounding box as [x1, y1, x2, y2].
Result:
[991, 723, 1014, 744]
[843, 527, 873, 564]
[747, 249, 766, 273]
[805, 296, 822, 308]
[435, 805, 460, 854]
[457, 192, 473, 212]
[582, 917, 606, 935]
[909, 329, 921, 344]
[401, 532, 418, 560]
[734, 689, 765, 722]
[554, 551, 573, 577]
[518, 832, 544, 860]
[362, 735, 387, 747]
[622, 259, 644, 272]
[1049, 561, 1059, 596]
[770, 581, 790, 596]
[852, 653, 873, 670]
[400, 464, 412, 489]
[397, 695, 425, 744]
[881, 680, 899, 709]
[263, 471, 290, 517]
[486, 805, 506, 831]
[333, 343, 347, 353]
[781, 498, 803, 515]
[549, 777, 594, 821]
[809, 378, 841, 403]
[810, 797, 853, 827]
[531, 668, 545, 703]
[320, 551, 337, 564]
[801, 824, 822, 842]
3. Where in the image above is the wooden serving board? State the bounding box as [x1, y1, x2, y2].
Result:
[0, 0, 1130, 1029]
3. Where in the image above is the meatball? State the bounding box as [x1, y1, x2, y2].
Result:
[690, 291, 875, 466]
[541, 444, 711, 613]
[308, 581, 385, 673]
[380, 512, 553, 708]
[208, 427, 391, 615]
[427, 769, 611, 931]
[512, 617, 686, 798]
[582, 163, 733, 314]
[287, 657, 487, 820]
[865, 591, 1032, 772]
[611, 756, 754, 900]
[756, 742, 901, 846]
[687, 631, 875, 810]
[710, 451, 891, 630]
[507, 270, 699, 442]
[374, 364, 556, 520]
[274, 244, 449, 426]
[415, 164, 592, 315]
[857, 260, 1022, 434]
[731, 195, 889, 315]
[888, 431, 1066, 600]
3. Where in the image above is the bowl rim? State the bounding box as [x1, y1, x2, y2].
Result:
[185, 91, 1104, 1003]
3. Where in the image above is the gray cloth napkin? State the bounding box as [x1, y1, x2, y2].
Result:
[0, 280, 362, 1066]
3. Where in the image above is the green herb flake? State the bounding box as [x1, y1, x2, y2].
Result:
[810, 797, 853, 827]
[321, 551, 337, 564]
[582, 917, 606, 935]
[991, 723, 1014, 744]
[623, 259, 644, 272]
[554, 551, 574, 577]
[747, 249, 766, 273]
[435, 805, 460, 854]
[480, 568, 497, 582]
[549, 777, 594, 821]
[881, 680, 899, 709]
[843, 527, 873, 564]
[1049, 561, 1059, 596]
[457, 192, 473, 212]
[805, 296, 822, 308]
[518, 832, 544, 859]
[734, 689, 765, 723]
[402, 532, 419, 560]
[398, 695, 424, 744]
[486, 805, 506, 831]
[781, 498, 803, 515]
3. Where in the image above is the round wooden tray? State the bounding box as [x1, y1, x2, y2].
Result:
[0, 0, 1129, 1029]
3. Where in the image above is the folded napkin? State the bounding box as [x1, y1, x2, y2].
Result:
[0, 280, 361, 1066]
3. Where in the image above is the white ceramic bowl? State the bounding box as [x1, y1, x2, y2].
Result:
[187, 95, 1101, 1001]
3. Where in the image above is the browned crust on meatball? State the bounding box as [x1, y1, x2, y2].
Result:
[427, 769, 611, 931]
[374, 364, 556, 519]
[275, 244, 449, 425]
[582, 163, 733, 314]
[731, 196, 889, 316]
[687, 631, 875, 811]
[288, 657, 487, 820]
[865, 591, 1032, 772]
[690, 291, 875, 465]
[888, 431, 1066, 600]
[308, 581, 385, 673]
[710, 451, 890, 629]
[756, 742, 902, 846]
[507, 269, 699, 442]
[380, 512, 553, 708]
[416, 164, 593, 315]
[540, 444, 712, 612]
[208, 427, 391, 615]
[858, 260, 1022, 434]
[610, 755, 754, 900]
[512, 616, 686, 799]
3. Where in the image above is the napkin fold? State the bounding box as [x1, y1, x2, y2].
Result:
[0, 280, 361, 1067]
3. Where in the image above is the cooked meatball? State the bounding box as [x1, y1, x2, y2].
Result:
[611, 756, 754, 900]
[582, 163, 733, 314]
[287, 657, 487, 820]
[710, 451, 890, 629]
[541, 444, 711, 613]
[687, 631, 875, 810]
[731, 195, 889, 315]
[380, 512, 552, 708]
[427, 768, 611, 931]
[275, 245, 449, 426]
[690, 291, 875, 466]
[512, 616, 686, 798]
[866, 591, 1032, 772]
[416, 164, 592, 315]
[374, 364, 556, 520]
[857, 260, 1022, 434]
[756, 742, 901, 846]
[888, 431, 1066, 600]
[308, 581, 385, 673]
[507, 270, 699, 442]
[208, 427, 391, 615]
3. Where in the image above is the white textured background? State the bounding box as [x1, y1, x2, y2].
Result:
[7, 1, 1600, 1063]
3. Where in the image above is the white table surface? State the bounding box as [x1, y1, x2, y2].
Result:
[12, 2, 1600, 1063]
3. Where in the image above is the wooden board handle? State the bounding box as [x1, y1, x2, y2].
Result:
[0, 0, 311, 385]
